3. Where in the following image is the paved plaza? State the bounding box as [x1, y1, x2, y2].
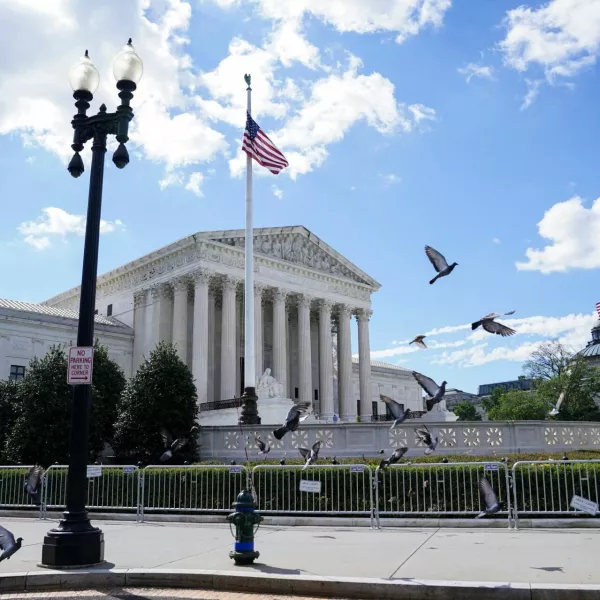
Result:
[0, 517, 599, 587]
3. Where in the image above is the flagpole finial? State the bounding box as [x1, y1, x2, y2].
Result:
[244, 73, 251, 89]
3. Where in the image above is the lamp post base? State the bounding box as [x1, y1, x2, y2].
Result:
[41, 524, 104, 568]
[238, 386, 260, 425]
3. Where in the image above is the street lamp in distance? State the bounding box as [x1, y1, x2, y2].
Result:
[40, 40, 142, 569]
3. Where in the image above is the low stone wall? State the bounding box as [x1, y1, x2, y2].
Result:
[198, 421, 600, 460]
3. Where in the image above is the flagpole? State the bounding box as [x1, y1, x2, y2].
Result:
[239, 73, 259, 425]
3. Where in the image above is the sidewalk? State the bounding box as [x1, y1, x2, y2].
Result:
[1, 517, 599, 586]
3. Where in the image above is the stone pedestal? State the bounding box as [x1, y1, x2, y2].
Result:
[418, 402, 459, 423]
[200, 397, 296, 426]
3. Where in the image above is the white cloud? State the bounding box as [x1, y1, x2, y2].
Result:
[516, 196, 600, 273]
[492, 237, 501, 244]
[18, 207, 124, 250]
[185, 171, 204, 197]
[499, 0, 600, 81]
[271, 185, 283, 199]
[159, 170, 185, 190]
[521, 78, 542, 110]
[457, 62, 494, 83]
[25, 156, 35, 164]
[380, 173, 401, 187]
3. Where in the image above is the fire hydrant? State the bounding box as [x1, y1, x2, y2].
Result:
[227, 489, 263, 565]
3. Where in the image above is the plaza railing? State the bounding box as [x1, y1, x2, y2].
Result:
[141, 464, 251, 518]
[40, 464, 142, 521]
[0, 465, 39, 510]
[511, 459, 600, 528]
[250, 463, 375, 527]
[374, 461, 513, 528]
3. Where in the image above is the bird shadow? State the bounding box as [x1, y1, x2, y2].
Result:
[313, 535, 336, 539]
[531, 567, 564, 573]
[248, 563, 304, 576]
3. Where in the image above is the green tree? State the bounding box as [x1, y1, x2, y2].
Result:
[481, 386, 505, 414]
[0, 379, 19, 462]
[453, 400, 482, 421]
[523, 340, 574, 381]
[487, 390, 548, 421]
[112, 342, 199, 465]
[536, 356, 600, 421]
[4, 343, 126, 465]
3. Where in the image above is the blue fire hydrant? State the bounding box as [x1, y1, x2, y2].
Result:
[227, 489, 263, 565]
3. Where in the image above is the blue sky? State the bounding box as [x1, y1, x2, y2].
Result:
[1, 0, 599, 393]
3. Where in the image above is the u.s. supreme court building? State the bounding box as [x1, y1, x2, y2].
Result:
[0, 226, 423, 423]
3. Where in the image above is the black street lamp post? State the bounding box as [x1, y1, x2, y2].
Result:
[41, 40, 143, 568]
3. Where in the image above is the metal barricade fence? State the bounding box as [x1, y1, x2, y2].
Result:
[512, 460, 600, 527]
[141, 465, 251, 518]
[41, 465, 141, 520]
[375, 461, 512, 528]
[251, 464, 375, 527]
[0, 465, 38, 510]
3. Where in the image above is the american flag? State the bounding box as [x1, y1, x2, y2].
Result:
[596, 302, 600, 319]
[242, 112, 288, 175]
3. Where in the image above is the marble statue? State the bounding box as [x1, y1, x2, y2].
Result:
[257, 368, 284, 399]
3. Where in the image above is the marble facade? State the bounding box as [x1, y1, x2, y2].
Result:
[42, 226, 390, 422]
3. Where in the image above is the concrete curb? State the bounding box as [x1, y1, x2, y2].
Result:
[2, 510, 599, 529]
[1, 569, 600, 599]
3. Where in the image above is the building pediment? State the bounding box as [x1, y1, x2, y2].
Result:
[198, 226, 380, 289]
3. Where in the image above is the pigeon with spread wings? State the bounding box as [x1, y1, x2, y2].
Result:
[425, 246, 458, 285]
[548, 390, 566, 417]
[476, 476, 504, 518]
[412, 372, 447, 411]
[299, 441, 321, 470]
[380, 394, 411, 428]
[414, 425, 438, 455]
[471, 311, 516, 337]
[379, 446, 408, 470]
[255, 436, 271, 457]
[160, 425, 199, 462]
[24, 465, 44, 506]
[273, 401, 312, 440]
[409, 335, 427, 349]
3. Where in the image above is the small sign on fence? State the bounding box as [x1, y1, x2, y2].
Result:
[123, 466, 134, 473]
[350, 465, 364, 473]
[570, 495, 598, 516]
[87, 465, 102, 478]
[68, 346, 94, 385]
[229, 466, 242, 474]
[484, 464, 499, 471]
[299, 480, 321, 493]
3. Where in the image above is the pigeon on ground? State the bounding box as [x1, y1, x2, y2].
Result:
[273, 401, 312, 440]
[159, 425, 199, 462]
[379, 446, 408, 470]
[412, 372, 447, 411]
[471, 311, 516, 337]
[380, 394, 411, 428]
[24, 465, 44, 506]
[476, 476, 504, 518]
[255, 436, 270, 457]
[299, 441, 321, 470]
[548, 391, 566, 417]
[409, 335, 427, 349]
[414, 425, 438, 455]
[0, 525, 22, 562]
[425, 246, 458, 285]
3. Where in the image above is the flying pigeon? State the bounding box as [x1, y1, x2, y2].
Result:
[159, 425, 199, 462]
[24, 465, 44, 506]
[548, 390, 566, 417]
[476, 476, 504, 518]
[273, 401, 312, 440]
[414, 425, 438, 455]
[380, 394, 411, 428]
[255, 436, 271, 457]
[425, 246, 458, 285]
[379, 446, 408, 470]
[412, 372, 447, 411]
[471, 311, 516, 337]
[299, 441, 321, 470]
[409, 335, 427, 349]
[0, 525, 22, 562]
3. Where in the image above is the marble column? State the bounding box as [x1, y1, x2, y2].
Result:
[272, 288, 288, 397]
[357, 308, 373, 422]
[207, 289, 216, 404]
[337, 304, 354, 421]
[157, 283, 174, 343]
[220, 276, 238, 400]
[318, 299, 334, 421]
[147, 285, 161, 353]
[172, 276, 190, 362]
[297, 294, 313, 405]
[132, 289, 147, 371]
[254, 284, 265, 380]
[192, 269, 211, 405]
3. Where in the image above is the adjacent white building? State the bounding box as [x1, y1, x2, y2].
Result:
[1, 226, 424, 421]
